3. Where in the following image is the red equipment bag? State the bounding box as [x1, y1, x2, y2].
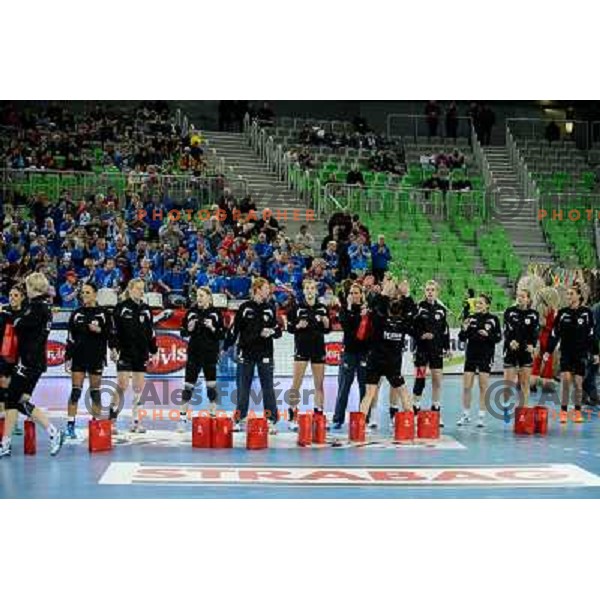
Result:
[0, 323, 18, 364]
[356, 314, 372, 341]
[349, 412, 366, 442]
[297, 413, 313, 447]
[88, 419, 113, 452]
[192, 415, 213, 448]
[211, 416, 233, 449]
[514, 407, 535, 435]
[246, 417, 268, 450]
[394, 411, 415, 441]
[24, 419, 36, 455]
[417, 410, 440, 439]
[534, 406, 548, 435]
[312, 412, 327, 444]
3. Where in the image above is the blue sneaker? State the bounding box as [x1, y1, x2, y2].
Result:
[13, 424, 23, 436]
[332, 422, 343, 430]
[65, 422, 77, 440]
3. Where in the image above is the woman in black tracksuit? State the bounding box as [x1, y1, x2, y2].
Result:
[64, 282, 114, 439]
[412, 280, 451, 425]
[502, 288, 539, 409]
[179, 286, 225, 428]
[332, 283, 370, 429]
[222, 277, 282, 433]
[544, 284, 599, 424]
[0, 286, 26, 422]
[286, 278, 331, 430]
[1, 273, 63, 457]
[359, 278, 415, 426]
[458, 293, 502, 428]
[111, 278, 158, 433]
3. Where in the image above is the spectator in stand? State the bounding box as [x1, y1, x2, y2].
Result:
[159, 260, 188, 304]
[370, 234, 392, 282]
[352, 214, 370, 246]
[205, 217, 225, 255]
[445, 102, 459, 139]
[135, 258, 155, 291]
[306, 259, 334, 298]
[348, 235, 371, 275]
[295, 224, 315, 267]
[245, 246, 262, 278]
[346, 164, 365, 186]
[322, 240, 339, 280]
[59, 270, 80, 309]
[423, 172, 450, 193]
[226, 264, 252, 300]
[95, 257, 121, 290]
[214, 247, 236, 276]
[239, 195, 257, 215]
[545, 121, 560, 144]
[255, 232, 274, 276]
[328, 209, 353, 241]
[479, 104, 496, 146]
[448, 148, 465, 170]
[297, 147, 314, 169]
[257, 102, 275, 126]
[256, 212, 280, 243]
[209, 266, 228, 295]
[425, 101, 441, 138]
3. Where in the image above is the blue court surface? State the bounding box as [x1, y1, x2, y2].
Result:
[2, 375, 600, 499]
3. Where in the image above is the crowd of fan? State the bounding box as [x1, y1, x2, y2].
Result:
[0, 102, 210, 175]
[0, 185, 393, 310]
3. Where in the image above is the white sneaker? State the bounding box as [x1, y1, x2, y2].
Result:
[476, 415, 485, 428]
[233, 420, 245, 433]
[177, 418, 188, 433]
[268, 422, 278, 435]
[457, 414, 471, 426]
[49, 430, 64, 457]
[111, 420, 119, 436]
[130, 422, 147, 434]
[288, 421, 299, 432]
[0, 441, 12, 458]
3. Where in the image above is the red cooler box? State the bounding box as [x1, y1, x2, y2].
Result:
[417, 410, 439, 439]
[297, 413, 313, 447]
[349, 412, 366, 442]
[24, 419, 36, 455]
[211, 417, 233, 449]
[312, 412, 327, 444]
[192, 415, 213, 448]
[246, 417, 268, 450]
[394, 411, 415, 441]
[534, 406, 549, 435]
[514, 407, 535, 435]
[89, 419, 113, 452]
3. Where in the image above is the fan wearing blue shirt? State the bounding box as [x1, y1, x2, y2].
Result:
[370, 234, 392, 282]
[59, 271, 80, 309]
[226, 265, 252, 299]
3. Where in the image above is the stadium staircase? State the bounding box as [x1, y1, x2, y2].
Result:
[205, 131, 326, 239]
[484, 146, 554, 265]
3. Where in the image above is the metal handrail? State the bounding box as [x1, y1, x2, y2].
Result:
[386, 113, 473, 142]
[321, 183, 489, 222]
[506, 117, 590, 151]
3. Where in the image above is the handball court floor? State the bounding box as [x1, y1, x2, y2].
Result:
[2, 375, 600, 499]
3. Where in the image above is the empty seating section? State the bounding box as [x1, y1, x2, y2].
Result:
[512, 130, 599, 269]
